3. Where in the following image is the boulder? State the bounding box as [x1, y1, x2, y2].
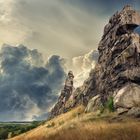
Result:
[85, 95, 101, 113]
[116, 108, 129, 115]
[114, 83, 140, 109]
[127, 107, 140, 118]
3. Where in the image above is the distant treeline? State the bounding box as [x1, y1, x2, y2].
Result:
[0, 121, 45, 139]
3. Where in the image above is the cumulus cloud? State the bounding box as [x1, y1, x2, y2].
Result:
[0, 44, 98, 121]
[0, 44, 66, 121]
[72, 50, 99, 87]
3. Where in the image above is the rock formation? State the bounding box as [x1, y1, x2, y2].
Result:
[51, 5, 140, 117]
[50, 71, 74, 118]
[86, 5, 140, 114]
[95, 5, 140, 103]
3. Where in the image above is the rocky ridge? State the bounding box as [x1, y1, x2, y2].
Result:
[51, 5, 140, 118]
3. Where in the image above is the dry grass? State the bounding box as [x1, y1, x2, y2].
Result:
[10, 106, 140, 140]
[10, 106, 85, 140]
[47, 121, 140, 140]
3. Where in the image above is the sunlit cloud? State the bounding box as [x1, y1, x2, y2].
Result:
[72, 50, 98, 87]
[0, 0, 107, 58]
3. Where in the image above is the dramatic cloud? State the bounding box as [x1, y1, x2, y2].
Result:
[72, 50, 99, 87]
[0, 44, 98, 121]
[0, 44, 66, 121]
[0, 0, 139, 121]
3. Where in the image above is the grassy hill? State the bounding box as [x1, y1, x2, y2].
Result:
[10, 106, 140, 140]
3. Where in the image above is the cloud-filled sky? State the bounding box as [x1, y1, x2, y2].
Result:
[0, 0, 140, 121]
[0, 0, 139, 59]
[0, 44, 66, 121]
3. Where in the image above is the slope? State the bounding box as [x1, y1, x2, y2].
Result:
[10, 106, 140, 140]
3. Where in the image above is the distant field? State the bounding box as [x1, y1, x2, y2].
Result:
[0, 121, 42, 139]
[10, 106, 140, 140]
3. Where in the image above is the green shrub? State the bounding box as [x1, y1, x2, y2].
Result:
[99, 97, 114, 114]
[106, 96, 114, 112]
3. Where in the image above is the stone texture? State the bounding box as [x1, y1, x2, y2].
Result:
[50, 71, 74, 118]
[85, 95, 101, 113]
[116, 108, 129, 115]
[114, 83, 140, 109]
[77, 5, 140, 112]
[90, 5, 140, 104]
[70, 5, 140, 109]
[127, 107, 140, 117]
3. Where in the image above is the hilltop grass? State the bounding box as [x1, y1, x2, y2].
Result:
[47, 121, 140, 140]
[10, 106, 140, 140]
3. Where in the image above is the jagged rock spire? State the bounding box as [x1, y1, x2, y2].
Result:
[50, 71, 74, 118]
[64, 71, 74, 91]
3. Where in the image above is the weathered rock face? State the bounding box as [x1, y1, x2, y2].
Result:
[50, 71, 74, 118]
[76, 6, 140, 109]
[51, 5, 140, 118]
[73, 5, 140, 109]
[114, 83, 140, 109]
[127, 107, 140, 118]
[78, 5, 140, 111]
[93, 5, 140, 104]
[85, 95, 101, 113]
[50, 68, 98, 118]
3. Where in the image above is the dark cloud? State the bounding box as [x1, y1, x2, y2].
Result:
[0, 44, 66, 121]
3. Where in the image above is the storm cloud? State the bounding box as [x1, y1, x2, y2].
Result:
[0, 44, 66, 121]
